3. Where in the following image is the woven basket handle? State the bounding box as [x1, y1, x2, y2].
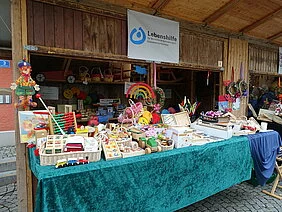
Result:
[91, 67, 103, 78]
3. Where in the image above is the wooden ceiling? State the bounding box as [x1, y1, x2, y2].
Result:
[97, 0, 282, 46]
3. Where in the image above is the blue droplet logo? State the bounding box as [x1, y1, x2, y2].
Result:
[130, 27, 146, 45]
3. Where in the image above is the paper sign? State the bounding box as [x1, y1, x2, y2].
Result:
[40, 86, 59, 100]
[0, 60, 10, 68]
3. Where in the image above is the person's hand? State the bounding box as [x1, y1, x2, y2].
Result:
[10, 83, 17, 90]
[34, 84, 40, 91]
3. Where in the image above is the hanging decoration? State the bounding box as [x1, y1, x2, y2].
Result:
[153, 87, 165, 108]
[10, 59, 40, 109]
[126, 82, 155, 105]
[224, 65, 248, 102]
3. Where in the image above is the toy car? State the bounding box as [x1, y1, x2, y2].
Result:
[35, 70, 76, 83]
[138, 137, 162, 154]
[67, 158, 78, 166]
[55, 159, 67, 168]
[78, 156, 89, 165]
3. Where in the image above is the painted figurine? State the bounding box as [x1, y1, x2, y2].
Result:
[10, 59, 40, 109]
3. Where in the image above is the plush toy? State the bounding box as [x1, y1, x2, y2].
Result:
[151, 112, 161, 124]
[88, 115, 99, 127]
[138, 110, 152, 125]
[10, 59, 40, 109]
[168, 107, 176, 114]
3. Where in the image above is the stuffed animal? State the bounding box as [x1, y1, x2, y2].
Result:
[10, 59, 40, 109]
[88, 115, 99, 127]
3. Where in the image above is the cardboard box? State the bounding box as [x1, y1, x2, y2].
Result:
[122, 63, 131, 70]
[57, 104, 77, 113]
[35, 129, 48, 148]
[190, 121, 233, 139]
[169, 127, 196, 148]
[99, 98, 120, 105]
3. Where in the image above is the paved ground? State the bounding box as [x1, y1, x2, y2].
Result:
[0, 183, 17, 212]
[0, 146, 16, 160]
[1, 180, 282, 211]
[179, 181, 282, 212]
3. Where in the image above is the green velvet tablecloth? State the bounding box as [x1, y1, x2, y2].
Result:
[29, 136, 252, 212]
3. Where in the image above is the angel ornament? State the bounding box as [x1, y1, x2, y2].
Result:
[10, 59, 40, 109]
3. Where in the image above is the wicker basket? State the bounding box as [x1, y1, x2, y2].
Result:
[157, 139, 174, 151]
[39, 141, 102, 166]
[103, 69, 114, 83]
[91, 67, 103, 82]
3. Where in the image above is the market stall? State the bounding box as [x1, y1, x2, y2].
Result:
[10, 0, 282, 210]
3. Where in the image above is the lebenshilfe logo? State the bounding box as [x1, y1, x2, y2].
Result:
[130, 27, 146, 45]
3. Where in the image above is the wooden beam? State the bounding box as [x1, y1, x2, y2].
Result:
[204, 0, 241, 24]
[32, 0, 155, 19]
[32, 0, 126, 20]
[150, 0, 171, 15]
[29, 45, 222, 71]
[267, 31, 282, 41]
[241, 8, 282, 33]
[11, 0, 32, 211]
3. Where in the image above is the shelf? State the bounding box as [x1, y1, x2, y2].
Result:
[42, 79, 129, 85]
[157, 82, 186, 85]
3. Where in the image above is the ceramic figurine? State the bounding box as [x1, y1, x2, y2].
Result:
[10, 59, 40, 109]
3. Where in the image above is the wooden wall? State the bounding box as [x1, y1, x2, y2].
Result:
[27, 0, 127, 55]
[249, 44, 278, 74]
[226, 38, 249, 117]
[27, 0, 224, 70]
[180, 31, 224, 68]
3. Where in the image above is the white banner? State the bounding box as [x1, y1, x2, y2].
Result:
[279, 47, 282, 74]
[127, 10, 179, 63]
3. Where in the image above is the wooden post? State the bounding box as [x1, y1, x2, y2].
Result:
[226, 38, 249, 117]
[149, 63, 154, 87]
[11, 0, 33, 211]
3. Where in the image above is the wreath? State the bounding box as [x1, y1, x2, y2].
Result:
[227, 82, 239, 98]
[153, 87, 165, 108]
[238, 80, 248, 96]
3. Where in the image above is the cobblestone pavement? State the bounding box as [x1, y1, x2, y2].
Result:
[0, 146, 16, 160]
[178, 181, 282, 212]
[1, 181, 282, 211]
[0, 183, 17, 212]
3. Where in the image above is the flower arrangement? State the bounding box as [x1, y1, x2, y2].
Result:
[178, 96, 201, 116]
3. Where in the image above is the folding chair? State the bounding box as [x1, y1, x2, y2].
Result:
[262, 156, 282, 199]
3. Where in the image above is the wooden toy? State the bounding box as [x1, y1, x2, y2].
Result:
[45, 135, 68, 154]
[49, 112, 77, 135]
[138, 137, 161, 154]
[55, 156, 89, 168]
[120, 141, 145, 158]
[102, 139, 122, 160]
[10, 59, 40, 109]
